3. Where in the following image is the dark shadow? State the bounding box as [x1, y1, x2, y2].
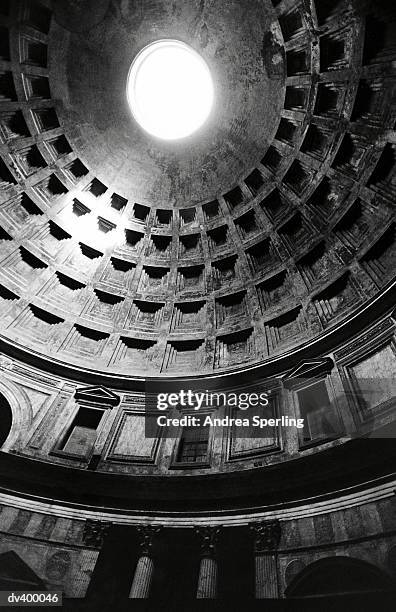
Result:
[0, 393, 12, 448]
[286, 556, 393, 598]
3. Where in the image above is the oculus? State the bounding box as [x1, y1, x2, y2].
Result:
[127, 40, 214, 140]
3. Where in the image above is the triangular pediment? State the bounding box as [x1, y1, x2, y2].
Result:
[282, 358, 334, 383]
[75, 385, 120, 407]
[0, 551, 45, 587]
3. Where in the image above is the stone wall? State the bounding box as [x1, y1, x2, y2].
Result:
[0, 505, 99, 597]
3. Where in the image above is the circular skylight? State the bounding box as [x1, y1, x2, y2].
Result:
[127, 40, 214, 140]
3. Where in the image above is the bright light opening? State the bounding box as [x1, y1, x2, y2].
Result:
[127, 40, 214, 140]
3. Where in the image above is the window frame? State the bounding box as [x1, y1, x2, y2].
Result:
[293, 376, 342, 450]
[170, 410, 214, 470]
[51, 403, 107, 463]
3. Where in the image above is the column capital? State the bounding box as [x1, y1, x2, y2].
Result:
[195, 526, 220, 558]
[136, 525, 162, 556]
[250, 520, 281, 554]
[83, 519, 111, 548]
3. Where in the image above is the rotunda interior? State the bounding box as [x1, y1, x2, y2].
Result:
[0, 0, 395, 608]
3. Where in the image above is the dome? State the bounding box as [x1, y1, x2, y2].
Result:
[0, 0, 393, 379]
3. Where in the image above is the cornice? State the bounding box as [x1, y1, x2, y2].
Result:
[0, 436, 394, 515]
[0, 477, 393, 527]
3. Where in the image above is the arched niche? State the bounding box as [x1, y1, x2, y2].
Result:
[387, 546, 396, 576]
[0, 377, 33, 451]
[0, 393, 12, 448]
[285, 556, 393, 598]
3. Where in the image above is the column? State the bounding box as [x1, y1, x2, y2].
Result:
[129, 525, 161, 599]
[251, 520, 281, 599]
[196, 526, 219, 599]
[82, 519, 111, 548]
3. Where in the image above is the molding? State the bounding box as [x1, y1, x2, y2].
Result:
[281, 357, 334, 389]
[75, 385, 120, 408]
[0, 431, 395, 514]
[226, 394, 282, 461]
[334, 317, 395, 363]
[0, 479, 393, 527]
[105, 410, 161, 465]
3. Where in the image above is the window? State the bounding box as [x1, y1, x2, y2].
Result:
[176, 426, 209, 464]
[60, 407, 103, 459]
[297, 380, 340, 446]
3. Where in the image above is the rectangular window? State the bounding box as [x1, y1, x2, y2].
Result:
[60, 407, 103, 458]
[297, 380, 340, 446]
[349, 345, 396, 415]
[176, 426, 209, 464]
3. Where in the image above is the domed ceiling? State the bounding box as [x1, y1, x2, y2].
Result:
[50, 0, 284, 206]
[0, 0, 395, 377]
